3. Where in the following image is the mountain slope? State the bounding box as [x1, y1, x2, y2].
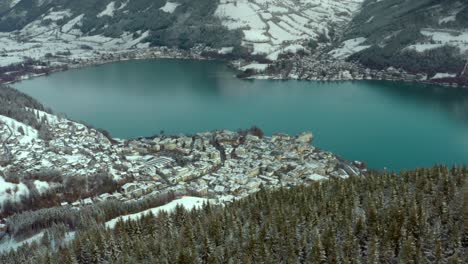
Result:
[215, 0, 364, 60]
[0, 0, 241, 48]
[338, 0, 468, 76]
[0, 0, 365, 64]
[1, 0, 468, 82]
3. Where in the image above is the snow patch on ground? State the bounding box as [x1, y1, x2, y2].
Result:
[219, 47, 234, 54]
[97, 2, 116, 18]
[243, 29, 270, 43]
[62, 14, 84, 33]
[439, 15, 457, 24]
[307, 174, 328, 181]
[408, 29, 468, 54]
[0, 232, 43, 253]
[240, 63, 269, 71]
[160, 2, 181, 14]
[105, 197, 212, 228]
[29, 109, 62, 126]
[268, 21, 302, 43]
[9, 0, 21, 8]
[439, 7, 463, 25]
[284, 44, 305, 53]
[215, 1, 265, 30]
[431, 73, 457, 79]
[0, 177, 29, 206]
[407, 43, 445, 52]
[365, 16, 374, 23]
[422, 29, 468, 44]
[0, 115, 39, 144]
[33, 180, 50, 194]
[43, 10, 72, 21]
[329, 37, 371, 59]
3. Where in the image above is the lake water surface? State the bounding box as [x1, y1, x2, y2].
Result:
[14, 59, 468, 170]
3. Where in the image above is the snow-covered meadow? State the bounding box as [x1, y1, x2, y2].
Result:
[105, 196, 213, 228]
[408, 29, 468, 54]
[215, 0, 364, 60]
[0, 3, 151, 68]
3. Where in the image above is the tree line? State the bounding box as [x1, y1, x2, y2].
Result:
[0, 165, 465, 263]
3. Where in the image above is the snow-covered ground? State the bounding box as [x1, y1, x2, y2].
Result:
[33, 180, 50, 194]
[438, 6, 464, 25]
[160, 1, 181, 13]
[0, 0, 366, 68]
[0, 231, 44, 253]
[0, 115, 38, 144]
[97, 2, 117, 18]
[215, 0, 364, 60]
[0, 8, 151, 68]
[0, 230, 75, 253]
[307, 174, 328, 181]
[105, 196, 212, 228]
[431, 73, 457, 79]
[8, 0, 21, 9]
[408, 29, 468, 54]
[329, 37, 371, 59]
[0, 176, 29, 206]
[240, 63, 269, 71]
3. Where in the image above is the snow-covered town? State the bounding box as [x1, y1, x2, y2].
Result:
[0, 108, 364, 213]
[0, 1, 466, 262]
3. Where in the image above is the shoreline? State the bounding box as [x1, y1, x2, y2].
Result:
[1, 46, 467, 90]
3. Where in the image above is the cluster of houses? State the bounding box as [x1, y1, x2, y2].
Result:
[70, 130, 363, 206]
[261, 52, 428, 82]
[67, 45, 212, 70]
[0, 110, 365, 209]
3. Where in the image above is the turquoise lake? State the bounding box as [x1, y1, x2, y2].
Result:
[13, 59, 468, 170]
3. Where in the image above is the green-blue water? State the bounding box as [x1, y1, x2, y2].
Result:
[13, 59, 468, 170]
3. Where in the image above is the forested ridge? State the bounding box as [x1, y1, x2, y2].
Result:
[0, 85, 51, 128]
[345, 0, 468, 75]
[0, 166, 466, 263]
[0, 0, 241, 50]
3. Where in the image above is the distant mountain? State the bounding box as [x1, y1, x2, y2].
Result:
[0, 0, 364, 57]
[339, 0, 468, 75]
[0, 0, 241, 49]
[1, 0, 467, 77]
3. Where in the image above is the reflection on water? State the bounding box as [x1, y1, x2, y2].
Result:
[13, 59, 468, 170]
[373, 81, 468, 127]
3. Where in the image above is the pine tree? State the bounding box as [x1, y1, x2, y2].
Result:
[399, 235, 417, 264]
[309, 229, 327, 263]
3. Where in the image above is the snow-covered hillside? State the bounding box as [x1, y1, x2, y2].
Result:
[0, 109, 129, 208]
[106, 196, 213, 228]
[407, 29, 468, 54]
[0, 11, 151, 67]
[215, 0, 364, 60]
[0, 0, 365, 67]
[2, 0, 466, 79]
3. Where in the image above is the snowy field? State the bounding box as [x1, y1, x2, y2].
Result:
[0, 8, 150, 67]
[215, 0, 364, 60]
[0, 196, 215, 251]
[106, 196, 213, 228]
[408, 29, 468, 54]
[329, 37, 371, 59]
[0, 0, 366, 67]
[160, 2, 181, 13]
